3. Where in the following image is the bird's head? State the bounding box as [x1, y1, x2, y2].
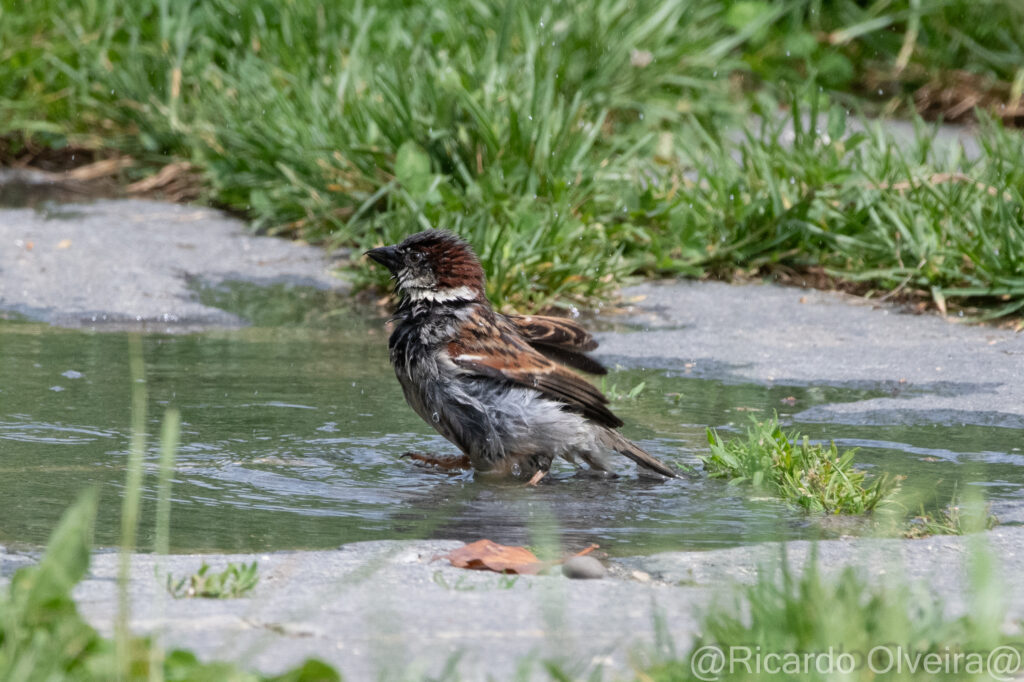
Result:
[365, 230, 486, 304]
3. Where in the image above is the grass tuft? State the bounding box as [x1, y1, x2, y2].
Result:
[599, 378, 647, 402]
[646, 543, 1019, 681]
[703, 415, 900, 514]
[904, 490, 1000, 539]
[165, 562, 260, 600]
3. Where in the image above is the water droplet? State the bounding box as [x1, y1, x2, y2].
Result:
[432, 411, 440, 423]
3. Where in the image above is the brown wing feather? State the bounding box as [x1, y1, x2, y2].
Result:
[508, 314, 597, 351]
[448, 314, 623, 428]
[508, 314, 607, 375]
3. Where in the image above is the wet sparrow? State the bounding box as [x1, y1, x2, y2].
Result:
[366, 230, 678, 483]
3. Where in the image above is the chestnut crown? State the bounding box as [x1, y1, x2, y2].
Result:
[365, 230, 486, 302]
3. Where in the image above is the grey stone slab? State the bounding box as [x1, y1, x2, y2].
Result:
[20, 528, 1011, 679]
[597, 281, 1024, 428]
[0, 197, 348, 331]
[68, 541, 702, 680]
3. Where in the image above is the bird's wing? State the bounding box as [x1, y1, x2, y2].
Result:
[507, 314, 607, 375]
[448, 314, 623, 428]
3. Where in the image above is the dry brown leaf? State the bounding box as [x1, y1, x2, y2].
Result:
[439, 540, 600, 575]
[63, 156, 134, 182]
[441, 539, 543, 574]
[125, 161, 197, 194]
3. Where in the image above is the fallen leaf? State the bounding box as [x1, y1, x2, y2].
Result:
[64, 156, 134, 181]
[780, 396, 798, 405]
[56, 239, 72, 249]
[438, 540, 600, 575]
[440, 539, 543, 574]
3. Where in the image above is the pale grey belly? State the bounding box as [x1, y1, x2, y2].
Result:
[396, 369, 604, 473]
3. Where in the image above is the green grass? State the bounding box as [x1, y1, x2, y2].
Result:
[905, 490, 1000, 539]
[166, 561, 259, 599]
[732, 0, 1024, 100]
[600, 378, 647, 402]
[2, 0, 1023, 314]
[638, 101, 1024, 319]
[701, 416, 1007, 540]
[703, 415, 901, 514]
[645, 542, 1019, 681]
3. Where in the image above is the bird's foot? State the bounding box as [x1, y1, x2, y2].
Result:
[526, 469, 548, 487]
[401, 452, 472, 471]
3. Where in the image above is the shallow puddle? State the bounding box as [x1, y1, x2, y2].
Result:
[1, 283, 1020, 556]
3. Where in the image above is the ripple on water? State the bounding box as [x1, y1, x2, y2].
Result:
[0, 418, 121, 445]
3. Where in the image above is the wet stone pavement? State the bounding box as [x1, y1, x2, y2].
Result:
[1, 189, 1022, 679]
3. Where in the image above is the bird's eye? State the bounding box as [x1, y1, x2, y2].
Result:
[410, 251, 426, 264]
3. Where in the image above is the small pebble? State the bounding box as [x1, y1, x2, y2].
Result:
[562, 555, 606, 580]
[631, 570, 651, 583]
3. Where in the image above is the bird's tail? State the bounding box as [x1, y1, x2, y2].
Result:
[606, 431, 679, 479]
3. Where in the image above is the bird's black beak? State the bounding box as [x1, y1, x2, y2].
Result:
[365, 245, 401, 272]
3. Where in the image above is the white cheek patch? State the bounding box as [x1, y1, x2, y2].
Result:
[397, 269, 433, 290]
[405, 285, 477, 303]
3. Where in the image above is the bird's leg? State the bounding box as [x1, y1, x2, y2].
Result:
[401, 452, 472, 470]
[526, 469, 547, 486]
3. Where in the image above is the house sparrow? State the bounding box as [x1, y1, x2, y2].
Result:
[366, 229, 678, 483]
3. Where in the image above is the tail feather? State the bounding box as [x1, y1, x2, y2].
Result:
[607, 432, 679, 479]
